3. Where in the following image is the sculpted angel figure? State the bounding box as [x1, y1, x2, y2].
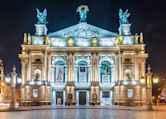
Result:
[77, 5, 89, 22]
[36, 8, 47, 24]
[119, 9, 130, 24]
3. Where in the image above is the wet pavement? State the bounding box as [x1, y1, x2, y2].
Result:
[0, 107, 166, 119]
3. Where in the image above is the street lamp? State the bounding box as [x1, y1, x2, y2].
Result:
[146, 65, 159, 110]
[153, 74, 159, 84]
[0, 81, 5, 102]
[140, 76, 145, 84]
[9, 65, 17, 110]
[4, 66, 21, 110]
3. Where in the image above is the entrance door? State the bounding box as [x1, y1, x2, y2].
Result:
[56, 91, 63, 105]
[79, 92, 86, 105]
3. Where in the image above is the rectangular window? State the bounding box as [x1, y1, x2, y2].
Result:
[78, 66, 87, 82]
[128, 89, 133, 98]
[101, 64, 111, 83]
[33, 89, 38, 98]
[102, 91, 110, 98]
[80, 67, 86, 72]
[55, 66, 64, 83]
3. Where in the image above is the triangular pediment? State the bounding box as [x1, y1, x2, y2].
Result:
[48, 22, 117, 38]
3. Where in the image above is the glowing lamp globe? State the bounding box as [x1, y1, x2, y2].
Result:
[140, 76, 145, 84]
[68, 38, 74, 47]
[92, 37, 98, 47]
[5, 77, 11, 83]
[153, 75, 159, 84]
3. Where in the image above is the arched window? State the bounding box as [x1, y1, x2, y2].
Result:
[34, 69, 41, 80]
[78, 61, 88, 83]
[100, 61, 111, 83]
[54, 61, 65, 83]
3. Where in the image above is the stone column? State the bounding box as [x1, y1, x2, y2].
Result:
[28, 53, 32, 81]
[75, 65, 78, 83]
[90, 53, 100, 105]
[65, 65, 67, 82]
[91, 53, 98, 81]
[134, 53, 138, 80]
[67, 53, 71, 81]
[67, 53, 74, 81]
[21, 61, 25, 85]
[95, 54, 99, 82]
[47, 54, 51, 82]
[65, 53, 75, 105]
[51, 65, 55, 83]
[71, 54, 74, 81]
[111, 66, 115, 83]
[115, 54, 119, 82]
[42, 50, 48, 81]
[118, 49, 122, 81]
[142, 59, 146, 77]
[115, 53, 120, 105]
[98, 65, 101, 83]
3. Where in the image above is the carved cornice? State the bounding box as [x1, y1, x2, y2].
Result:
[18, 54, 29, 59]
[22, 45, 48, 51]
[21, 44, 146, 54]
[119, 44, 145, 51]
[47, 47, 118, 53]
[137, 53, 149, 58]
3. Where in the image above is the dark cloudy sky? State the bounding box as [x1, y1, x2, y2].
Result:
[0, 0, 166, 75]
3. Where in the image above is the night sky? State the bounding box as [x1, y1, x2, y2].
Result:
[0, 0, 166, 76]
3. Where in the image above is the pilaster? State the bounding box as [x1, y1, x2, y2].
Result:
[65, 53, 75, 105]
[118, 49, 122, 81]
[91, 53, 98, 81]
[28, 53, 32, 81]
[134, 53, 138, 80]
[43, 49, 48, 81]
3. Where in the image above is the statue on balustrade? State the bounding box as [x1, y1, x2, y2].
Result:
[36, 8, 48, 24]
[119, 9, 130, 24]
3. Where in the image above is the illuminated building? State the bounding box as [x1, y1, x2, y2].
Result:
[0, 59, 12, 103]
[19, 5, 148, 106]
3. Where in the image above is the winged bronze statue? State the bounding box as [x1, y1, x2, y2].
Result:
[36, 8, 47, 24]
[76, 5, 89, 22]
[119, 9, 130, 24]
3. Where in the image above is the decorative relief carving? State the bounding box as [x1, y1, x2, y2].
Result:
[51, 55, 67, 65]
[99, 56, 115, 65]
[75, 56, 90, 65]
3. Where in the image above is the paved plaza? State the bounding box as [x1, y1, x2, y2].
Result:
[0, 106, 166, 119]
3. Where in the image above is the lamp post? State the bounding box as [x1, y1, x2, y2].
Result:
[9, 65, 17, 110]
[0, 81, 4, 102]
[146, 65, 159, 110]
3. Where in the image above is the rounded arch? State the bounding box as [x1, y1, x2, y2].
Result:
[100, 61, 111, 75]
[55, 60, 65, 65]
[101, 61, 111, 65]
[100, 61, 112, 83]
[53, 60, 66, 83]
[52, 57, 66, 65]
[99, 57, 114, 65]
[77, 60, 89, 83]
[78, 60, 88, 65]
[76, 58, 89, 65]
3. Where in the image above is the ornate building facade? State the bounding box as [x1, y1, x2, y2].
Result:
[19, 6, 148, 106]
[0, 59, 12, 103]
